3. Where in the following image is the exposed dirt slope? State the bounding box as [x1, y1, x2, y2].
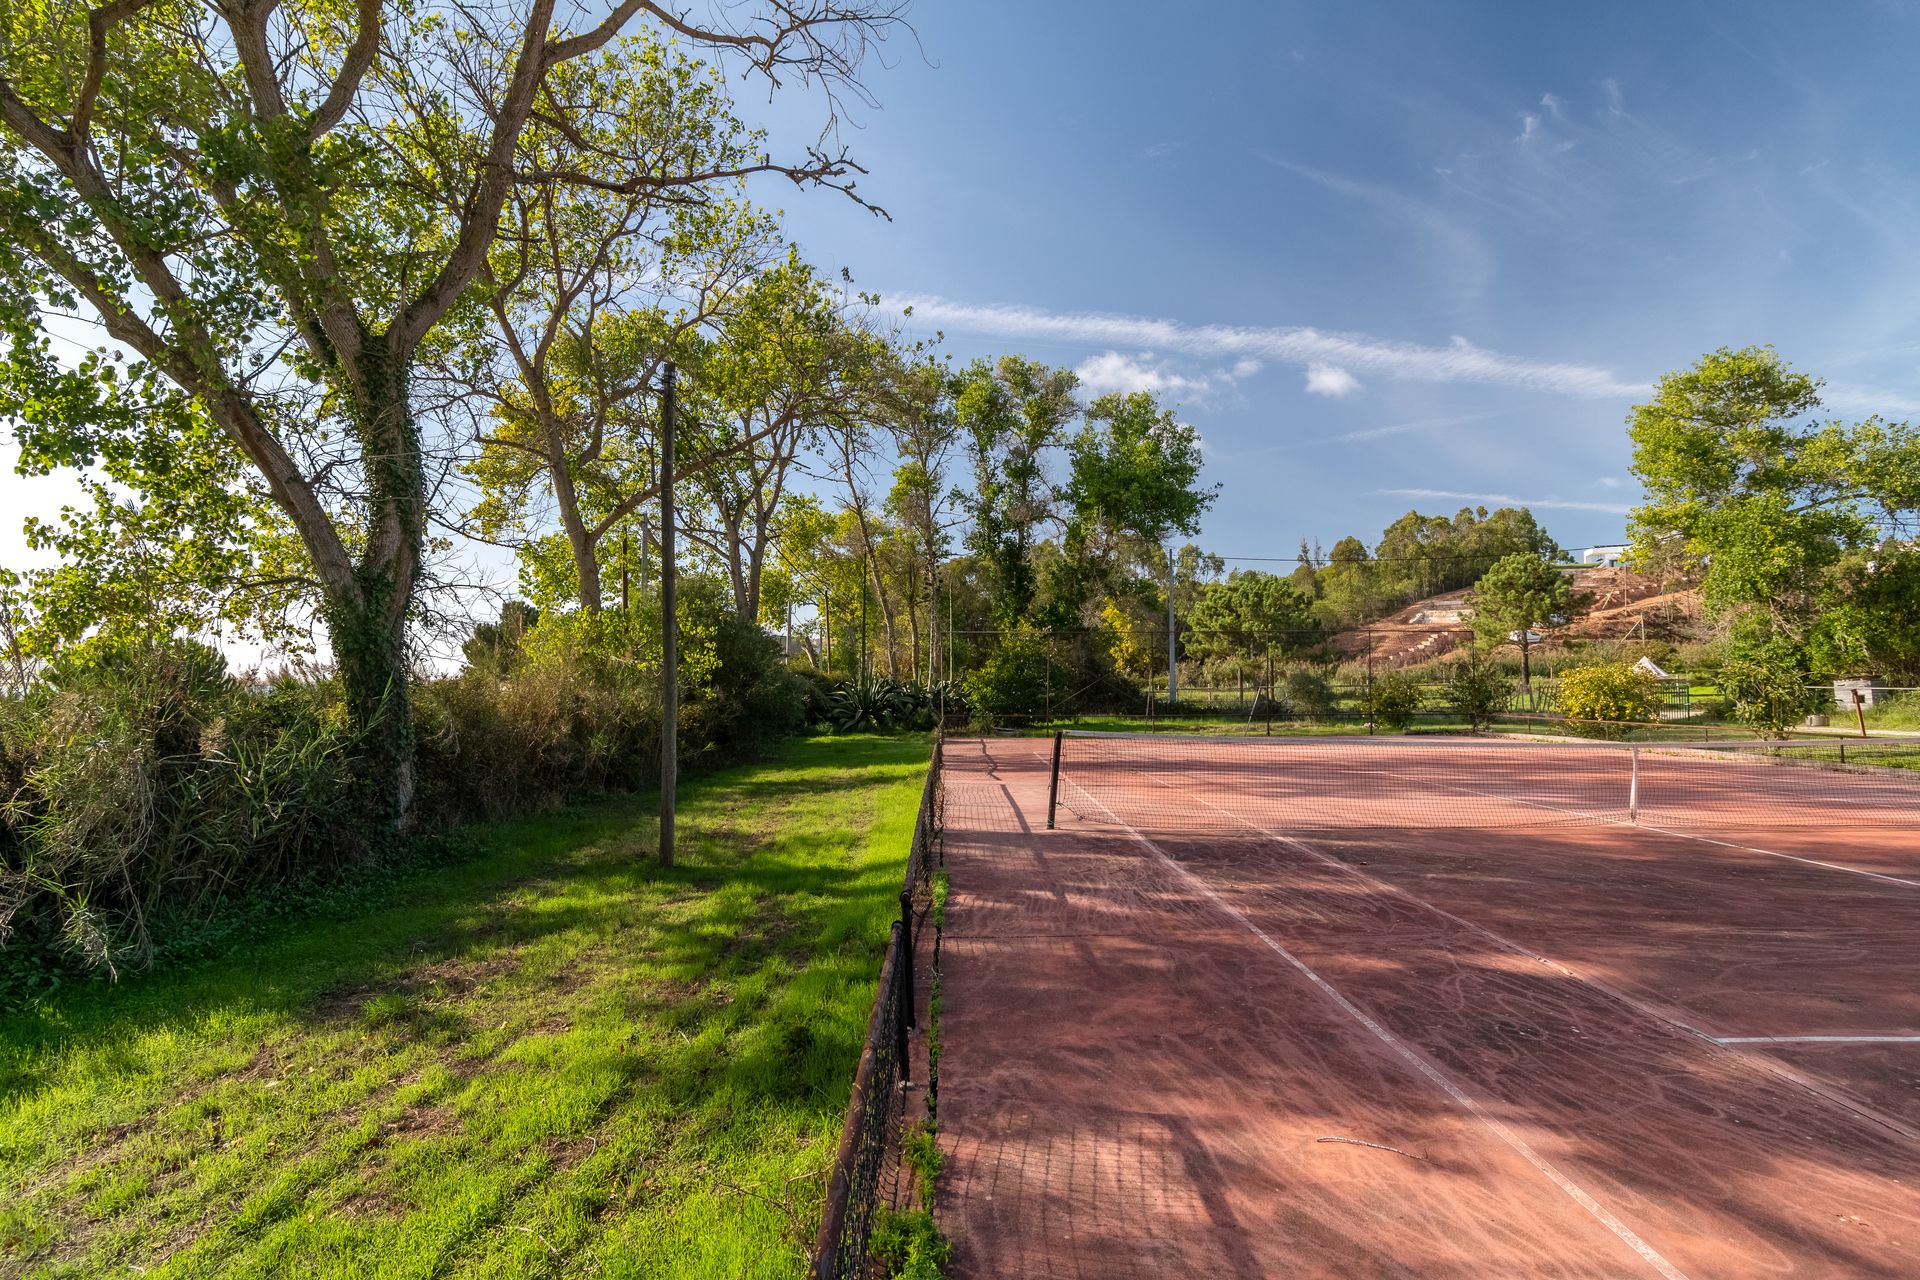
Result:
[1325, 568, 1702, 670]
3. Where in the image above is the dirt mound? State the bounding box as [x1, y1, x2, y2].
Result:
[1324, 569, 1702, 670]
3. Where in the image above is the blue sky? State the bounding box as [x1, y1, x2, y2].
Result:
[10, 0, 1920, 604]
[767, 0, 1920, 557]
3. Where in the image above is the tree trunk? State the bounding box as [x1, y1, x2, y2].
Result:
[331, 339, 425, 825]
[551, 460, 604, 614]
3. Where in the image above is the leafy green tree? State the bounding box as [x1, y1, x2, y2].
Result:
[0, 0, 896, 821]
[1183, 571, 1314, 690]
[1628, 346, 1920, 672]
[953, 357, 1078, 626]
[1470, 554, 1580, 692]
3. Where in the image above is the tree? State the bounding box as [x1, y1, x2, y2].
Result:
[1183, 571, 1315, 692]
[1469, 554, 1579, 692]
[1628, 346, 1920, 677]
[1, 0, 900, 822]
[953, 356, 1078, 626]
[1442, 649, 1509, 730]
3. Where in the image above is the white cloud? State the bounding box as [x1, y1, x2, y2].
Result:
[1594, 476, 1625, 489]
[1139, 141, 1177, 161]
[896, 295, 1646, 398]
[1379, 487, 1634, 515]
[1230, 357, 1263, 378]
[1075, 351, 1214, 397]
[1304, 363, 1361, 397]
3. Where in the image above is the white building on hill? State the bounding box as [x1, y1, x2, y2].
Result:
[1578, 544, 1630, 567]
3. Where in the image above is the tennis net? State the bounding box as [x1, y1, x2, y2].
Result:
[1046, 730, 1920, 837]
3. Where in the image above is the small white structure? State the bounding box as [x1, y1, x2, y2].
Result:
[1834, 676, 1889, 709]
[1578, 544, 1630, 567]
[1633, 655, 1670, 680]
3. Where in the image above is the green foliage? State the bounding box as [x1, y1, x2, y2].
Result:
[0, 734, 932, 1274]
[1283, 669, 1338, 720]
[1363, 671, 1424, 731]
[825, 676, 929, 733]
[461, 602, 542, 678]
[963, 628, 1066, 726]
[1184, 571, 1316, 672]
[1443, 650, 1511, 729]
[1, 592, 806, 979]
[1298, 507, 1560, 629]
[1629, 346, 1920, 665]
[870, 1208, 952, 1279]
[1, 642, 363, 974]
[1718, 639, 1820, 738]
[1470, 553, 1582, 684]
[1553, 661, 1661, 737]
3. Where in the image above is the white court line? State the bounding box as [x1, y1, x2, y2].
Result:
[1040, 758, 1691, 1280]
[1714, 1035, 1920, 1045]
[1120, 763, 1920, 1145]
[1327, 756, 1920, 890]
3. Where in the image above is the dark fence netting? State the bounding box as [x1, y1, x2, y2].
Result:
[810, 738, 942, 1279]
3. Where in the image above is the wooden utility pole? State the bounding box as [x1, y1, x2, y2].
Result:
[659, 363, 678, 867]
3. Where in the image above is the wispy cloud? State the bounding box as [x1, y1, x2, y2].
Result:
[898, 295, 1645, 398]
[1304, 363, 1361, 397]
[1075, 351, 1219, 399]
[1379, 487, 1634, 514]
[1821, 382, 1920, 417]
[1139, 141, 1178, 161]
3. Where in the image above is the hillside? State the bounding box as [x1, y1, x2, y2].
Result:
[1325, 567, 1703, 670]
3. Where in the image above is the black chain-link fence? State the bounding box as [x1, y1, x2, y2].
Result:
[809, 739, 942, 1280]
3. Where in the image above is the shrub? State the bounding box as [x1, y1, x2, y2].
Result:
[1, 580, 809, 986]
[1553, 660, 1660, 737]
[1284, 669, 1337, 720]
[1717, 640, 1819, 738]
[964, 628, 1065, 726]
[1363, 670, 1424, 731]
[1, 641, 362, 974]
[1443, 651, 1510, 730]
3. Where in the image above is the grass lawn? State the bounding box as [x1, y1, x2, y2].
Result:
[0, 734, 930, 1280]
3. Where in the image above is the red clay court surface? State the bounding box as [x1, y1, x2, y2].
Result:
[935, 734, 1920, 1278]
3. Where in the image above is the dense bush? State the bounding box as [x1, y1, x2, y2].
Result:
[1283, 669, 1338, 720]
[1442, 651, 1510, 730]
[964, 628, 1068, 726]
[1553, 660, 1660, 737]
[0, 585, 808, 981]
[1717, 640, 1819, 738]
[1363, 670, 1424, 731]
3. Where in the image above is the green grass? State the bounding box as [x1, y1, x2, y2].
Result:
[0, 734, 930, 1279]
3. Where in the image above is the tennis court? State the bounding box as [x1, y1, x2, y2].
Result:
[935, 731, 1920, 1278]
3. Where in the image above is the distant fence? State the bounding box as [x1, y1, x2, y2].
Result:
[809, 738, 942, 1280]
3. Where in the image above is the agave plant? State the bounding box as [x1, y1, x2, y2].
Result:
[827, 676, 922, 732]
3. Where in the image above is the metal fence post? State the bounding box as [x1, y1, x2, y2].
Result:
[1046, 729, 1063, 830]
[892, 923, 911, 1089]
[899, 888, 916, 1031]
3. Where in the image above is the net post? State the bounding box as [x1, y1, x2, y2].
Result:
[1046, 729, 1063, 830]
[1628, 746, 1640, 824]
[899, 888, 916, 1031]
